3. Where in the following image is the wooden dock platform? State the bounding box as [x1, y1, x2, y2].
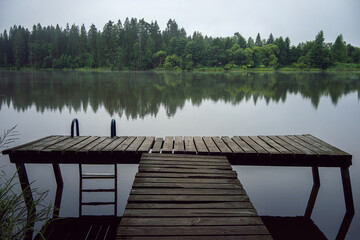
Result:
[3, 134, 352, 167]
[117, 153, 273, 240]
[2, 134, 354, 239]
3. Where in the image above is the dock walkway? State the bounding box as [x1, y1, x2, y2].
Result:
[2, 134, 354, 239]
[117, 153, 272, 240]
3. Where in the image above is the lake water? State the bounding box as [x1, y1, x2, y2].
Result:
[0, 70, 359, 239]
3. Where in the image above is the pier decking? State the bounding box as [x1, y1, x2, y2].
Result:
[2, 134, 354, 240]
[117, 153, 272, 240]
[3, 134, 352, 167]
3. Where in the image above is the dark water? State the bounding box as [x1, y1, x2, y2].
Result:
[0, 70, 359, 239]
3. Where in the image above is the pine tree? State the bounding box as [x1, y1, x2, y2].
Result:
[331, 34, 346, 63]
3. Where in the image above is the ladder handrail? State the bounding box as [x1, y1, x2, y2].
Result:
[71, 118, 80, 138]
[111, 119, 116, 138]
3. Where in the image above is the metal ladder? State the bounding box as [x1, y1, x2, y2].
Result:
[71, 118, 118, 217]
[79, 164, 118, 216]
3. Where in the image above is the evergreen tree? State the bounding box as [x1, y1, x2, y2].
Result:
[332, 34, 346, 63]
[247, 37, 255, 48]
[255, 33, 263, 47]
[266, 33, 274, 45]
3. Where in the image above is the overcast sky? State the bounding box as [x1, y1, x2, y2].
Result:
[0, 0, 359, 46]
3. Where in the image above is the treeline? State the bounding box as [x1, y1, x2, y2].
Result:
[0, 18, 359, 70]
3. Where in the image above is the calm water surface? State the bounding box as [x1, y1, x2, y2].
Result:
[0, 71, 359, 239]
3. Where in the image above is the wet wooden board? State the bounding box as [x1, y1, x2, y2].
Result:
[126, 136, 146, 152]
[184, 136, 196, 154]
[3, 135, 352, 167]
[151, 138, 163, 153]
[212, 136, 232, 153]
[117, 153, 272, 239]
[138, 137, 155, 153]
[193, 136, 208, 154]
[174, 136, 185, 153]
[162, 136, 174, 153]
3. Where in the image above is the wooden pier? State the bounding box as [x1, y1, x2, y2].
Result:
[3, 134, 352, 167]
[117, 153, 272, 240]
[2, 134, 354, 240]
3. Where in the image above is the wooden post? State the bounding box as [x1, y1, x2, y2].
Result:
[52, 163, 63, 187]
[336, 167, 355, 240]
[15, 163, 35, 240]
[304, 167, 320, 219]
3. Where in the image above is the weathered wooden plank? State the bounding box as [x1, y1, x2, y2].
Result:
[123, 208, 255, 217]
[88, 137, 117, 152]
[13, 136, 58, 152]
[118, 225, 269, 236]
[276, 135, 316, 155]
[120, 216, 263, 226]
[21, 136, 69, 153]
[135, 172, 237, 179]
[138, 164, 232, 170]
[117, 225, 269, 236]
[127, 136, 146, 152]
[114, 136, 136, 152]
[221, 136, 245, 154]
[141, 155, 227, 163]
[138, 137, 155, 153]
[77, 137, 108, 153]
[249, 136, 279, 155]
[203, 137, 220, 153]
[134, 178, 241, 184]
[66, 136, 100, 153]
[240, 136, 268, 154]
[116, 235, 273, 240]
[138, 167, 236, 175]
[212, 136, 232, 153]
[173, 136, 184, 153]
[128, 195, 249, 202]
[184, 136, 196, 154]
[131, 188, 245, 195]
[53, 136, 91, 153]
[140, 160, 230, 166]
[268, 136, 305, 155]
[143, 153, 225, 160]
[286, 135, 326, 155]
[132, 182, 242, 189]
[232, 136, 257, 154]
[125, 202, 252, 209]
[162, 136, 174, 153]
[101, 136, 127, 152]
[297, 135, 344, 157]
[42, 137, 86, 153]
[303, 134, 351, 157]
[193, 136, 208, 154]
[258, 136, 291, 154]
[151, 138, 163, 153]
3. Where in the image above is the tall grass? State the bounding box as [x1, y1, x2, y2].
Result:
[0, 126, 54, 239]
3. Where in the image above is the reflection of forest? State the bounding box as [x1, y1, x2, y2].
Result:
[0, 71, 359, 119]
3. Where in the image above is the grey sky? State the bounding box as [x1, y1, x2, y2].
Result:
[0, 0, 359, 46]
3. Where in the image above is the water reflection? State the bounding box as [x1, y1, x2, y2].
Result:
[0, 71, 359, 119]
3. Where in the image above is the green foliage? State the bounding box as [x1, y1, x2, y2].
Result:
[0, 20, 359, 71]
[164, 54, 182, 70]
[0, 126, 53, 240]
[332, 34, 346, 63]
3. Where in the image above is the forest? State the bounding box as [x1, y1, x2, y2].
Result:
[0, 18, 359, 70]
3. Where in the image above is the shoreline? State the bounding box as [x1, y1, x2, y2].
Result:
[1, 65, 360, 73]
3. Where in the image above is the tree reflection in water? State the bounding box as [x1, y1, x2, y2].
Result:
[0, 71, 359, 119]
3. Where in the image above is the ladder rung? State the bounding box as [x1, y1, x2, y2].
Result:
[81, 173, 115, 179]
[82, 189, 116, 192]
[81, 201, 116, 206]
